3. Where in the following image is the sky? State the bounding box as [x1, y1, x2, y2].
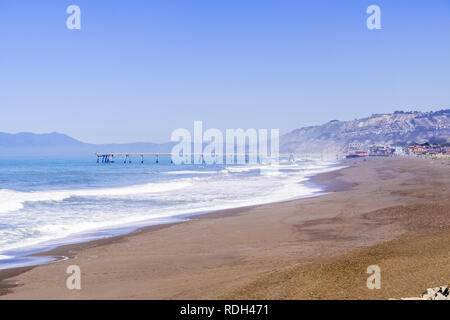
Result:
[0, 0, 449, 143]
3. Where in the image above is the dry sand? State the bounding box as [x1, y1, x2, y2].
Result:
[0, 157, 449, 299]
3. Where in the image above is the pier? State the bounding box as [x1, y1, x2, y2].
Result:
[96, 153, 344, 164]
[96, 153, 172, 163]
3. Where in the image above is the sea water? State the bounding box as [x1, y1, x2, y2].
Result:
[0, 156, 342, 269]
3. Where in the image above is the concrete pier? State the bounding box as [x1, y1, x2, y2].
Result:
[96, 153, 344, 164]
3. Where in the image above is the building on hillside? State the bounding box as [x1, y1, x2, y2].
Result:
[408, 145, 427, 154]
[394, 146, 406, 156]
[348, 142, 363, 150]
[355, 150, 368, 157]
[345, 142, 363, 154]
[369, 145, 393, 156]
[426, 145, 442, 154]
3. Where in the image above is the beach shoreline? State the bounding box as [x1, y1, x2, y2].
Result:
[0, 161, 344, 272]
[1, 157, 449, 299]
[0, 162, 346, 288]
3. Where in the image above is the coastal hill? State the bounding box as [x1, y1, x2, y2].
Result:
[281, 109, 450, 154]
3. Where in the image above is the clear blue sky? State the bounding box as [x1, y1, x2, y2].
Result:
[1, 0, 449, 143]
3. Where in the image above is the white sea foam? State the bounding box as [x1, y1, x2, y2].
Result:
[164, 170, 218, 175]
[224, 165, 270, 173]
[0, 180, 192, 215]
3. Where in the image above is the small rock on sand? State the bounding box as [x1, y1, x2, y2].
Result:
[399, 285, 450, 300]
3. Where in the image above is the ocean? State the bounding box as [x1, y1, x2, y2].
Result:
[0, 156, 342, 270]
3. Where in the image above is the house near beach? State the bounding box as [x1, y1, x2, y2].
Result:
[408, 145, 427, 154]
[369, 145, 393, 156]
[407, 144, 446, 155]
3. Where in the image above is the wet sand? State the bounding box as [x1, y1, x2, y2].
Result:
[1, 157, 449, 299]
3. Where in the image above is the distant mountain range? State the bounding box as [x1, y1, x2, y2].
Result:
[1, 109, 449, 157]
[281, 109, 450, 154]
[0, 132, 175, 157]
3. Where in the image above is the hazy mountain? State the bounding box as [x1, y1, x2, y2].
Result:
[0, 132, 84, 148]
[0, 132, 175, 158]
[281, 109, 450, 154]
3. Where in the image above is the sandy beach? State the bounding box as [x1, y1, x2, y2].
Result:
[0, 157, 449, 299]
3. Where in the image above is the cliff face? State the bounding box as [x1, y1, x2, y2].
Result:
[281, 110, 450, 154]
